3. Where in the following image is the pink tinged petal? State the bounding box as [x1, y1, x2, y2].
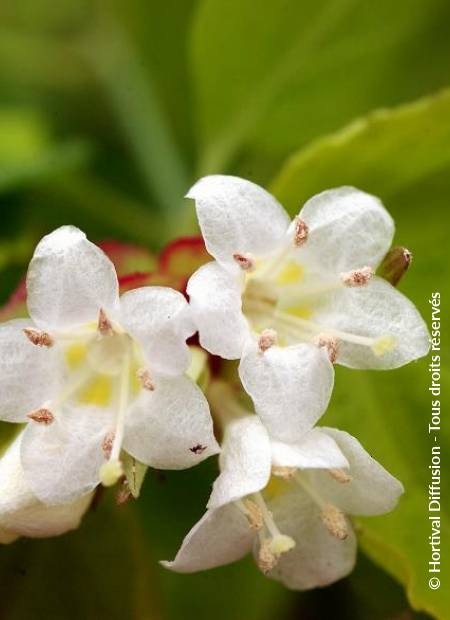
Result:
[239, 342, 334, 443]
[27, 226, 120, 330]
[187, 261, 249, 359]
[296, 187, 394, 275]
[271, 428, 349, 470]
[260, 488, 356, 590]
[187, 175, 291, 270]
[208, 415, 272, 510]
[162, 504, 254, 573]
[311, 428, 404, 516]
[120, 286, 194, 377]
[0, 319, 61, 423]
[21, 404, 112, 505]
[312, 276, 430, 369]
[123, 376, 219, 470]
[0, 432, 92, 539]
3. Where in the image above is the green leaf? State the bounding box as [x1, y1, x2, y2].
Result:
[0, 498, 161, 619]
[269, 91, 450, 618]
[271, 88, 450, 209]
[191, 0, 450, 175]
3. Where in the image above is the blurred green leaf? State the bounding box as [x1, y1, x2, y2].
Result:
[0, 498, 162, 620]
[271, 88, 450, 206]
[191, 0, 450, 175]
[269, 91, 450, 618]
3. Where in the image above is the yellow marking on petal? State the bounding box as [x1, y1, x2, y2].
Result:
[285, 304, 312, 319]
[275, 261, 304, 286]
[79, 374, 112, 407]
[65, 343, 88, 370]
[263, 476, 290, 501]
[372, 335, 397, 356]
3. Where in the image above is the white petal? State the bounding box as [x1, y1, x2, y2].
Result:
[309, 428, 404, 516]
[297, 187, 394, 274]
[21, 404, 111, 505]
[187, 262, 250, 359]
[239, 341, 334, 442]
[271, 428, 349, 470]
[0, 432, 92, 539]
[313, 276, 430, 369]
[120, 286, 194, 377]
[260, 488, 356, 589]
[162, 504, 253, 573]
[0, 319, 61, 423]
[27, 226, 120, 330]
[208, 415, 271, 510]
[187, 176, 290, 269]
[124, 376, 219, 469]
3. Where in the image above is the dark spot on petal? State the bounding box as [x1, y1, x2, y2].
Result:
[190, 444, 207, 454]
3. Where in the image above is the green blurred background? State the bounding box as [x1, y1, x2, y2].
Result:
[0, 1, 449, 618]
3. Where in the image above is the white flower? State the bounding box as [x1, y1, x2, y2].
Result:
[186, 175, 429, 376]
[163, 387, 403, 589]
[0, 226, 219, 505]
[0, 432, 92, 543]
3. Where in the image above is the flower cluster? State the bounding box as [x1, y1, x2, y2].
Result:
[0, 176, 429, 589]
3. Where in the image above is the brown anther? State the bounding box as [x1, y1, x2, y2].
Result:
[315, 333, 338, 363]
[328, 468, 352, 484]
[137, 368, 155, 391]
[232, 252, 255, 272]
[320, 504, 348, 540]
[341, 266, 373, 287]
[98, 308, 114, 336]
[294, 217, 309, 247]
[116, 479, 132, 506]
[272, 466, 296, 480]
[190, 444, 207, 455]
[258, 328, 278, 353]
[243, 499, 264, 530]
[257, 540, 278, 574]
[23, 328, 53, 347]
[102, 432, 115, 459]
[27, 408, 54, 425]
[378, 246, 413, 287]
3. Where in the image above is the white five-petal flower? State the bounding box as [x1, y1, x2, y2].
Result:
[163, 385, 403, 589]
[0, 226, 219, 505]
[186, 176, 429, 380]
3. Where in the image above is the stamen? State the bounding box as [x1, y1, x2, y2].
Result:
[258, 539, 278, 574]
[99, 354, 130, 488]
[294, 472, 348, 540]
[137, 368, 155, 391]
[340, 266, 373, 287]
[98, 308, 114, 336]
[272, 465, 296, 480]
[102, 432, 115, 459]
[23, 328, 53, 347]
[258, 328, 278, 353]
[116, 479, 132, 506]
[294, 217, 309, 247]
[27, 407, 54, 425]
[328, 468, 352, 484]
[320, 504, 348, 540]
[242, 498, 264, 530]
[233, 252, 255, 272]
[315, 333, 338, 363]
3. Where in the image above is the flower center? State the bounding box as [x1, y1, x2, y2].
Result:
[24, 309, 152, 489]
[240, 253, 395, 358]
